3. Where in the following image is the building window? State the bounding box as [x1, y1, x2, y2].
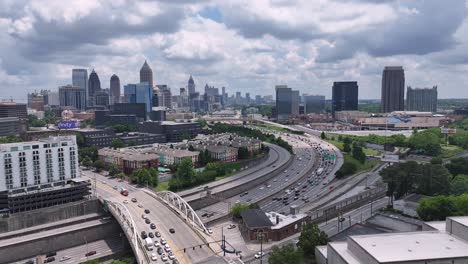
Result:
[46, 149, 54, 182]
[19, 152, 27, 187]
[58, 148, 65, 180]
[4, 153, 13, 189]
[33, 150, 41, 185]
[70, 147, 77, 178]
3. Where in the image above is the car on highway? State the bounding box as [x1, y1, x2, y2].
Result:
[207, 228, 213, 234]
[123, 200, 128, 204]
[150, 223, 156, 229]
[142, 214, 147, 219]
[157, 247, 163, 255]
[85, 251, 96, 257]
[145, 219, 151, 224]
[165, 244, 171, 252]
[44, 257, 55, 263]
[141, 231, 147, 239]
[168, 252, 175, 260]
[254, 252, 265, 259]
[148, 232, 154, 238]
[151, 253, 157, 261]
[240, 192, 249, 197]
[131, 198, 137, 203]
[155, 231, 161, 237]
[59, 256, 71, 262]
[161, 253, 168, 261]
[227, 224, 236, 229]
[138, 203, 143, 208]
[160, 238, 167, 245]
[145, 209, 150, 214]
[169, 228, 175, 233]
[154, 241, 161, 247]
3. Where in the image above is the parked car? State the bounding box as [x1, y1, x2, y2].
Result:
[161, 253, 168, 261]
[141, 231, 147, 239]
[44, 257, 55, 263]
[151, 253, 157, 261]
[254, 251, 265, 259]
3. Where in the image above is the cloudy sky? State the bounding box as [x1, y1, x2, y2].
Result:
[1, 0, 468, 102]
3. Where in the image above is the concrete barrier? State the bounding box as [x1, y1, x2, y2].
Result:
[0, 199, 102, 233]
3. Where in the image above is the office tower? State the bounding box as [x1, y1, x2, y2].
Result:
[255, 95, 262, 104]
[27, 92, 45, 111]
[72, 69, 88, 105]
[381, 66, 405, 113]
[124, 82, 153, 112]
[406, 86, 438, 112]
[303, 94, 325, 114]
[47, 92, 59, 106]
[188, 75, 195, 95]
[291, 90, 300, 115]
[156, 85, 172, 109]
[332, 81, 358, 117]
[0, 102, 28, 119]
[275, 85, 300, 120]
[88, 69, 101, 106]
[140, 61, 153, 88]
[222, 87, 226, 97]
[95, 89, 110, 107]
[246, 93, 251, 104]
[204, 84, 219, 97]
[59, 85, 87, 111]
[110, 74, 120, 105]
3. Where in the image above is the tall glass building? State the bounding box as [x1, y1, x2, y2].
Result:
[72, 69, 88, 106]
[124, 82, 153, 112]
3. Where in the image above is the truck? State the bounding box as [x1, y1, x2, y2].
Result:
[145, 237, 154, 250]
[120, 187, 129, 196]
[316, 168, 324, 176]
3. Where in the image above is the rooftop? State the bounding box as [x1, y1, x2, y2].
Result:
[265, 212, 308, 230]
[241, 209, 273, 229]
[349, 231, 468, 262]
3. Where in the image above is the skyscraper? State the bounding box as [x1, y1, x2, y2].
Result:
[332, 81, 358, 117]
[406, 86, 438, 112]
[188, 75, 195, 95]
[88, 69, 101, 106]
[124, 82, 153, 113]
[156, 85, 172, 109]
[72, 69, 88, 107]
[140, 61, 153, 88]
[303, 94, 325, 114]
[275, 85, 300, 120]
[59, 85, 87, 111]
[110, 74, 120, 104]
[381, 66, 405, 113]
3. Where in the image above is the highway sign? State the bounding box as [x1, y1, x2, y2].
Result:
[381, 154, 400, 163]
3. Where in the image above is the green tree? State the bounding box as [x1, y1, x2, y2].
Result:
[93, 160, 105, 172]
[297, 223, 328, 257]
[343, 137, 352, 152]
[430, 157, 443, 165]
[148, 167, 159, 187]
[230, 203, 258, 218]
[81, 259, 99, 264]
[351, 142, 366, 163]
[417, 196, 455, 221]
[110, 138, 125, 149]
[237, 147, 250, 159]
[117, 172, 126, 180]
[320, 131, 326, 140]
[170, 158, 196, 190]
[450, 175, 468, 195]
[414, 164, 451, 196]
[408, 130, 441, 156]
[336, 160, 357, 178]
[108, 164, 120, 176]
[446, 157, 468, 176]
[268, 244, 303, 264]
[82, 157, 93, 168]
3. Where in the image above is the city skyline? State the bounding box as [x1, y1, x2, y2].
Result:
[1, 1, 468, 102]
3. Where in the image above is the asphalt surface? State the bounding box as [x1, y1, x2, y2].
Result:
[83, 171, 222, 264]
[197, 127, 343, 222]
[180, 143, 290, 202]
[11, 237, 125, 264]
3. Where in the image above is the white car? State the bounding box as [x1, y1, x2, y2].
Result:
[161, 253, 168, 261]
[59, 256, 71, 262]
[123, 200, 128, 204]
[154, 241, 161, 247]
[151, 253, 157, 261]
[138, 203, 143, 208]
[207, 228, 213, 234]
[165, 245, 171, 252]
[160, 238, 167, 245]
[168, 253, 175, 260]
[254, 252, 265, 259]
[142, 214, 147, 219]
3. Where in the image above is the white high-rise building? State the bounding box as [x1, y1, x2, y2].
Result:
[0, 136, 79, 192]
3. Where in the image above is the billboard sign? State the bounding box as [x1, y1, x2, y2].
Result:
[57, 120, 78, 129]
[441, 128, 457, 134]
[381, 154, 400, 163]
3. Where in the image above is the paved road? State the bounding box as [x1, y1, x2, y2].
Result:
[12, 237, 125, 264]
[83, 171, 222, 264]
[181, 143, 290, 202]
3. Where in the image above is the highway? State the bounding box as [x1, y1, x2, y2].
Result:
[12, 237, 125, 264]
[82, 171, 222, 264]
[197, 127, 343, 222]
[180, 143, 291, 202]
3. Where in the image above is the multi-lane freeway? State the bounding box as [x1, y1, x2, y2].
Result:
[82, 170, 222, 264]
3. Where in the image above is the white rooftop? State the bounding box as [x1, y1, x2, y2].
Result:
[327, 242, 361, 264]
[350, 231, 468, 262]
[265, 212, 307, 230]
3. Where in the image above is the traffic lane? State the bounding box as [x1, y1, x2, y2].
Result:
[12, 238, 124, 264]
[130, 191, 214, 264]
